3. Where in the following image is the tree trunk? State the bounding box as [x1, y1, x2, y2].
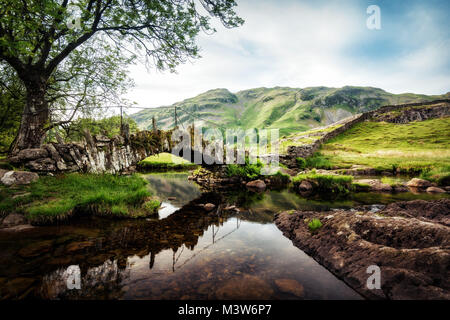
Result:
[10, 80, 49, 155]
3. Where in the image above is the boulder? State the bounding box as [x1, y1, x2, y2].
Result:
[298, 180, 313, 192]
[246, 179, 266, 191]
[17, 148, 48, 161]
[0, 171, 39, 186]
[426, 186, 446, 193]
[406, 178, 431, 188]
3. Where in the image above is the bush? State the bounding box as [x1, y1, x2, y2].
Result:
[308, 218, 322, 232]
[226, 157, 263, 180]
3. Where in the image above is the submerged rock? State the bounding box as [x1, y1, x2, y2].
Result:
[215, 275, 274, 299]
[274, 279, 304, 298]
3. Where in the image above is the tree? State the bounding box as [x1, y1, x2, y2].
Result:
[0, 41, 133, 153]
[0, 62, 25, 153]
[60, 115, 138, 142]
[0, 0, 243, 154]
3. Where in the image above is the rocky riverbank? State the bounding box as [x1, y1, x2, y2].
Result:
[189, 167, 293, 192]
[274, 199, 450, 299]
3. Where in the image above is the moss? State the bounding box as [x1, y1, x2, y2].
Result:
[307, 218, 323, 232]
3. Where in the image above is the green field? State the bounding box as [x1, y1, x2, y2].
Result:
[319, 118, 450, 181]
[138, 152, 198, 171]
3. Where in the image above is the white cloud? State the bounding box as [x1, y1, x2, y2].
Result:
[124, 0, 449, 111]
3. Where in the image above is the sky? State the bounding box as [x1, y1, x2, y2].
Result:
[124, 0, 450, 111]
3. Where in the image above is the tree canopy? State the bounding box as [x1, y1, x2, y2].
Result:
[0, 0, 243, 153]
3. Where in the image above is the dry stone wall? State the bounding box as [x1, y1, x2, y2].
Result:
[280, 99, 450, 168]
[8, 129, 174, 174]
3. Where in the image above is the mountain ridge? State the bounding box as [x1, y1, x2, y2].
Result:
[131, 86, 448, 136]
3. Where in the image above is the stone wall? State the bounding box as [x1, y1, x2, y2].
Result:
[7, 99, 450, 173]
[280, 99, 450, 168]
[8, 129, 173, 174]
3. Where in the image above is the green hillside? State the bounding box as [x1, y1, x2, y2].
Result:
[131, 86, 447, 136]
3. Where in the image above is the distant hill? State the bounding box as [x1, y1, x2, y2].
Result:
[131, 86, 447, 136]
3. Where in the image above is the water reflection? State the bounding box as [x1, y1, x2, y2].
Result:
[0, 172, 447, 300]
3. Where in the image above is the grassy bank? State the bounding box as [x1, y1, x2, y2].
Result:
[138, 153, 198, 171]
[316, 118, 450, 181]
[293, 172, 354, 194]
[0, 173, 160, 224]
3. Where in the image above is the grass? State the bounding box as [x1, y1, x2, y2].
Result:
[419, 165, 450, 186]
[297, 153, 334, 170]
[0, 173, 160, 224]
[293, 172, 354, 194]
[380, 176, 405, 187]
[226, 157, 264, 180]
[138, 152, 198, 171]
[320, 118, 450, 174]
[307, 218, 323, 232]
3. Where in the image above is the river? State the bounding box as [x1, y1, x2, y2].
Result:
[0, 172, 447, 299]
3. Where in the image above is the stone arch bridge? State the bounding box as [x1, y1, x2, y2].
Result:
[7, 125, 224, 174]
[8, 99, 449, 174]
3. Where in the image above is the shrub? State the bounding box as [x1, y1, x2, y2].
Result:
[226, 157, 263, 180]
[143, 199, 161, 213]
[308, 218, 322, 232]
